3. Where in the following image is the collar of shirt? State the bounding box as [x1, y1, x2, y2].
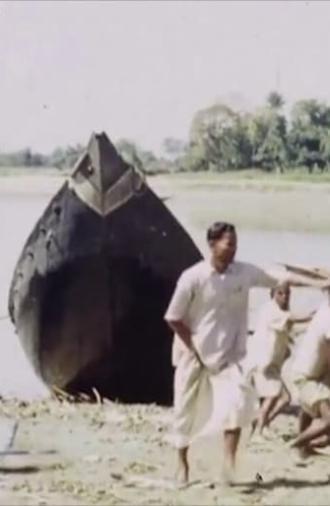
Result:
[203, 259, 236, 277]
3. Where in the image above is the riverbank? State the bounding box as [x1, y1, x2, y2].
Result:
[1, 397, 330, 506]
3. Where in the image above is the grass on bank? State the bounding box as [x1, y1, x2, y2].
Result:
[2, 166, 330, 183]
[167, 167, 330, 183]
[0, 166, 68, 177]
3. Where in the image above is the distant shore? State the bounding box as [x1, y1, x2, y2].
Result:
[1, 171, 330, 234]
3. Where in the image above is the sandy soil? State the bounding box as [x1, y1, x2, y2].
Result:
[0, 397, 330, 506]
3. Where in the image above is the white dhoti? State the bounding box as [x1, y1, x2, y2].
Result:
[168, 353, 258, 449]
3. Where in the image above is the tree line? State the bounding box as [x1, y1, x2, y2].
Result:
[181, 92, 330, 174]
[2, 92, 330, 174]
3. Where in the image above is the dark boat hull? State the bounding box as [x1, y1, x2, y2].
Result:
[9, 135, 202, 405]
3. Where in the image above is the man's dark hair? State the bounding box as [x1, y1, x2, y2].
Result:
[270, 281, 290, 299]
[206, 222, 236, 242]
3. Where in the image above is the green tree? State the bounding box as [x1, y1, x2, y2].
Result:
[253, 114, 288, 172]
[289, 100, 330, 172]
[116, 138, 168, 175]
[248, 93, 288, 171]
[162, 137, 186, 161]
[184, 103, 252, 171]
[48, 144, 84, 169]
[267, 91, 285, 110]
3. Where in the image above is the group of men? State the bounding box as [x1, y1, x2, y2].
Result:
[164, 221, 330, 485]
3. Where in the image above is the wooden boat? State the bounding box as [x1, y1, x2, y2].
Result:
[8, 132, 202, 405]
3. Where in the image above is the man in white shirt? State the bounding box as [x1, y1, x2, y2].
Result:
[289, 295, 330, 455]
[247, 282, 313, 436]
[165, 221, 330, 485]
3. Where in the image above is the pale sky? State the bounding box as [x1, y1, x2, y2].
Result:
[1, 0, 330, 154]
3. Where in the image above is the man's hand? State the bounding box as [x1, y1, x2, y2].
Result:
[191, 348, 204, 368]
[166, 319, 205, 367]
[166, 319, 192, 350]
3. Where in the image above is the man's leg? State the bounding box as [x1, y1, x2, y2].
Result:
[222, 428, 241, 483]
[265, 386, 291, 426]
[253, 373, 283, 433]
[299, 409, 313, 433]
[257, 396, 277, 433]
[306, 433, 330, 448]
[291, 400, 330, 449]
[176, 447, 189, 484]
[295, 410, 316, 458]
[301, 403, 330, 453]
[250, 398, 263, 437]
[172, 354, 202, 484]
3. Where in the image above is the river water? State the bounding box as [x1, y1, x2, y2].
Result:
[0, 190, 329, 399]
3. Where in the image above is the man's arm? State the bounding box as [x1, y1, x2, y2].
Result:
[167, 319, 204, 366]
[289, 311, 316, 325]
[247, 263, 330, 290]
[287, 276, 330, 289]
[166, 320, 193, 351]
[164, 271, 204, 364]
[164, 271, 195, 353]
[269, 310, 315, 330]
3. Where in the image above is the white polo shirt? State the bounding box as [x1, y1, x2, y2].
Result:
[291, 300, 330, 381]
[165, 260, 280, 372]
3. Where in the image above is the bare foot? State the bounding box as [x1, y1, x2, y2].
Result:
[290, 445, 323, 467]
[298, 446, 324, 459]
[261, 427, 273, 440]
[289, 437, 299, 449]
[220, 461, 235, 486]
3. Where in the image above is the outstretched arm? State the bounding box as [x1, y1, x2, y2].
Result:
[247, 263, 330, 290]
[287, 275, 330, 290]
[289, 311, 316, 325]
